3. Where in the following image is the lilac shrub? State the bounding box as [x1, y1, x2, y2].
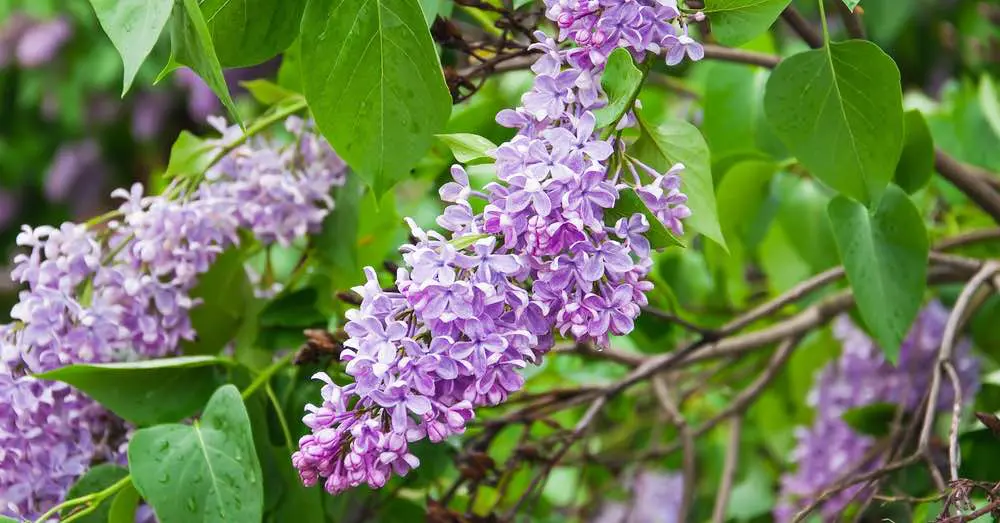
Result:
[776, 302, 981, 521]
[293, 0, 705, 495]
[0, 117, 345, 519]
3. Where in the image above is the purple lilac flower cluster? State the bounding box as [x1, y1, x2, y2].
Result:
[293, 1, 704, 495]
[776, 301, 980, 521]
[0, 117, 345, 520]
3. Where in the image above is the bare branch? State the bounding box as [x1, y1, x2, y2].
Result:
[652, 377, 696, 522]
[934, 149, 1000, 224]
[781, 6, 824, 49]
[712, 416, 743, 523]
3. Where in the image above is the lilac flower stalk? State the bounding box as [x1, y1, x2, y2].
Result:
[294, 0, 704, 495]
[776, 302, 980, 521]
[1, 117, 345, 520]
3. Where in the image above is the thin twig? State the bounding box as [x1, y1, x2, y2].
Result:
[712, 416, 743, 523]
[781, 6, 824, 49]
[944, 361, 964, 482]
[652, 377, 696, 522]
[919, 262, 1000, 453]
[934, 149, 1000, 224]
[835, 1, 866, 39]
[703, 43, 780, 68]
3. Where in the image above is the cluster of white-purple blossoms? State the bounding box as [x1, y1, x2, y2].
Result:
[292, 0, 703, 495]
[591, 470, 684, 522]
[776, 302, 981, 521]
[0, 117, 345, 519]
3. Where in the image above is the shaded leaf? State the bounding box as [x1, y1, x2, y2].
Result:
[37, 356, 230, 426]
[842, 402, 897, 437]
[199, 0, 307, 67]
[184, 248, 255, 356]
[62, 464, 129, 523]
[894, 110, 934, 194]
[108, 482, 140, 523]
[161, 0, 241, 124]
[240, 79, 300, 106]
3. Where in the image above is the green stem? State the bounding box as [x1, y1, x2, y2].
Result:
[178, 98, 310, 197]
[266, 382, 296, 455]
[242, 350, 296, 400]
[33, 476, 131, 523]
[817, 0, 830, 45]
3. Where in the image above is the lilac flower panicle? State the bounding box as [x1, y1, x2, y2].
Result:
[776, 302, 980, 521]
[591, 470, 684, 523]
[294, 0, 705, 495]
[1, 118, 346, 520]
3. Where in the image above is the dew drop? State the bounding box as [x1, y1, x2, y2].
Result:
[187, 497, 197, 513]
[158, 473, 170, 483]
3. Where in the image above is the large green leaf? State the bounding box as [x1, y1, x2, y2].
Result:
[828, 185, 928, 361]
[631, 113, 727, 249]
[162, 0, 241, 124]
[62, 464, 129, 523]
[764, 40, 904, 207]
[594, 48, 644, 129]
[894, 110, 934, 194]
[129, 385, 263, 523]
[199, 0, 307, 67]
[704, 0, 792, 47]
[301, 0, 452, 195]
[37, 356, 230, 426]
[979, 75, 1000, 141]
[88, 0, 174, 95]
[773, 174, 839, 272]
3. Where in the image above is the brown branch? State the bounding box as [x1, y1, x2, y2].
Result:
[652, 377, 696, 522]
[919, 262, 1000, 457]
[935, 149, 1000, 224]
[712, 416, 743, 523]
[781, 6, 824, 49]
[935, 228, 1000, 251]
[702, 43, 780, 68]
[835, 1, 866, 39]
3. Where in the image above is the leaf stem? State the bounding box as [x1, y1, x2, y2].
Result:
[241, 351, 296, 400]
[817, 0, 830, 45]
[266, 382, 296, 455]
[33, 476, 132, 523]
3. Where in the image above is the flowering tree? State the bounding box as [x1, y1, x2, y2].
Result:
[2, 1, 1000, 522]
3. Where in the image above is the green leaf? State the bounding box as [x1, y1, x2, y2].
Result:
[594, 48, 644, 129]
[88, 0, 174, 95]
[37, 356, 230, 426]
[199, 0, 307, 67]
[301, 0, 452, 195]
[419, 0, 454, 25]
[129, 385, 263, 523]
[108, 482, 141, 523]
[258, 288, 326, 328]
[164, 131, 216, 181]
[240, 79, 300, 106]
[842, 0, 861, 9]
[773, 174, 839, 272]
[184, 248, 255, 356]
[62, 464, 129, 523]
[513, 0, 534, 8]
[894, 110, 934, 194]
[436, 133, 498, 163]
[162, 0, 241, 124]
[604, 188, 684, 249]
[716, 160, 776, 250]
[702, 61, 767, 158]
[632, 113, 727, 249]
[979, 75, 1000, 141]
[828, 185, 928, 360]
[841, 402, 897, 437]
[764, 40, 904, 207]
[704, 0, 792, 47]
[314, 174, 363, 292]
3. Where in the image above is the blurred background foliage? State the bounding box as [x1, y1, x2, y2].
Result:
[1, 0, 999, 520]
